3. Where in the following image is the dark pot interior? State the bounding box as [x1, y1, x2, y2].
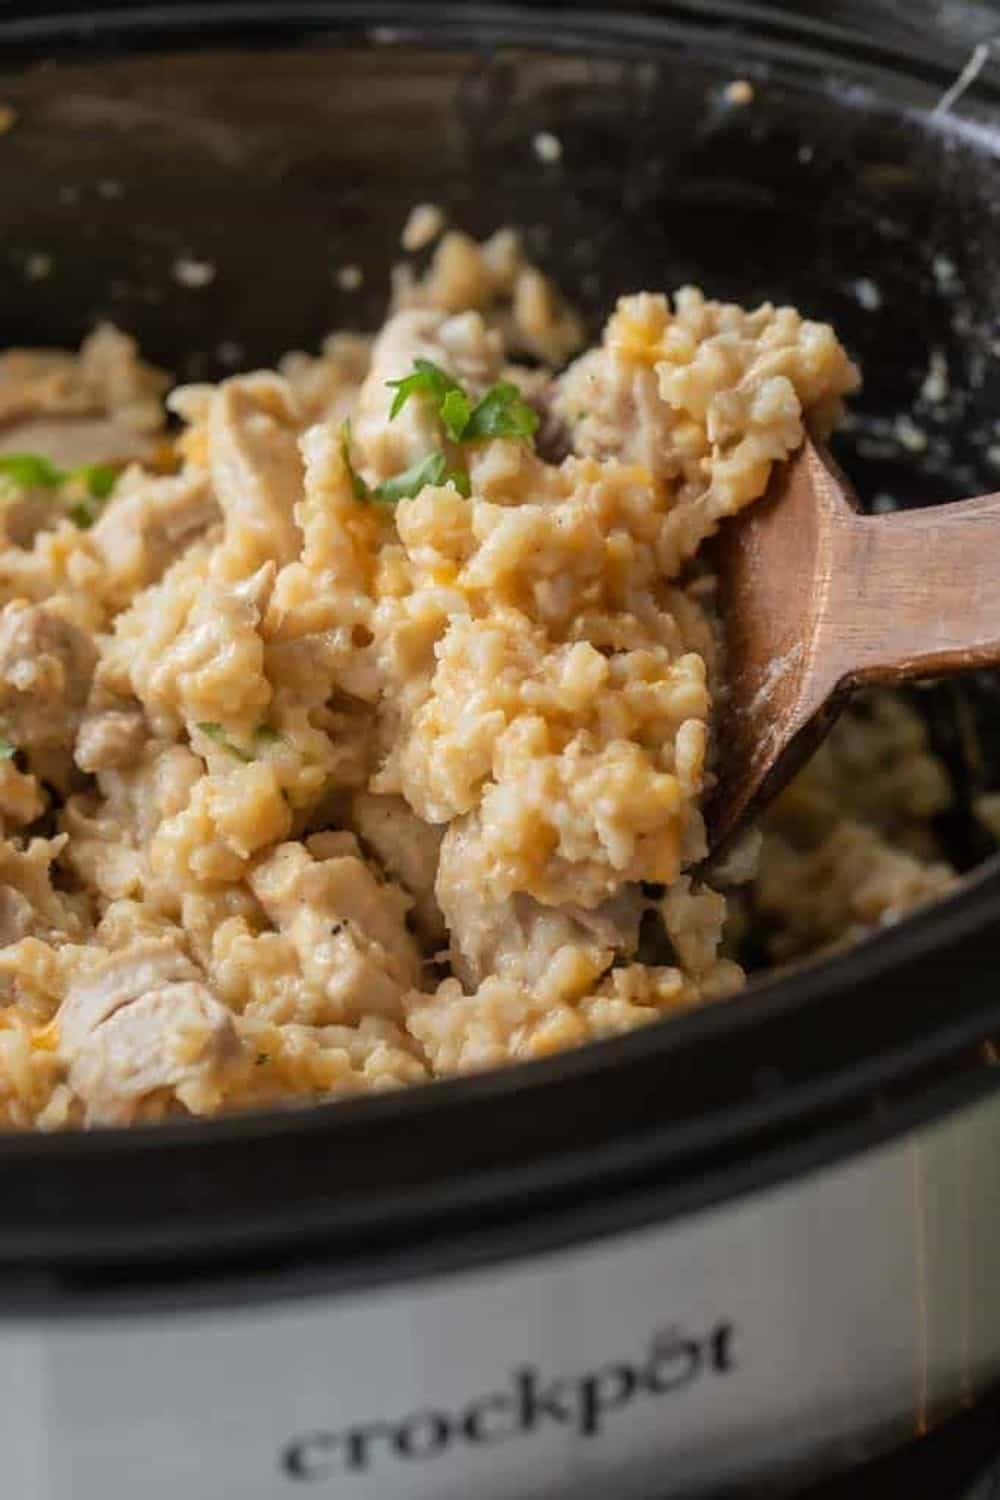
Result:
[0, 5, 997, 1263]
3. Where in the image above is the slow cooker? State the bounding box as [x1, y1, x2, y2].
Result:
[3, 2, 1000, 1495]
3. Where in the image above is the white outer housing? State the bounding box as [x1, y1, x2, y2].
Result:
[4, 1086, 999, 1499]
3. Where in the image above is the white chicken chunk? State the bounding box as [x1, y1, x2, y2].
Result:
[0, 884, 33, 945]
[249, 837, 423, 1023]
[58, 937, 199, 1052]
[91, 471, 219, 599]
[207, 374, 304, 572]
[554, 339, 678, 483]
[436, 815, 643, 988]
[74, 704, 147, 774]
[67, 981, 242, 1125]
[0, 601, 97, 773]
[350, 792, 446, 946]
[57, 937, 242, 1124]
[0, 325, 168, 435]
[0, 415, 158, 472]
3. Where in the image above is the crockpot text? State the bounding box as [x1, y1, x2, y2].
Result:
[281, 1320, 736, 1481]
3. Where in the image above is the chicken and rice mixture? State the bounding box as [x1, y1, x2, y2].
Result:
[0, 224, 960, 1128]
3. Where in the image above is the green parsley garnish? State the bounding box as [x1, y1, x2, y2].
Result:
[365, 356, 539, 505]
[384, 361, 540, 446]
[463, 381, 539, 442]
[439, 387, 473, 442]
[387, 358, 465, 422]
[446, 463, 472, 498]
[67, 465, 119, 527]
[196, 722, 254, 763]
[77, 463, 118, 501]
[0, 453, 65, 488]
[374, 451, 470, 503]
[0, 739, 16, 761]
[0, 452, 120, 527]
[339, 421, 370, 501]
[197, 721, 284, 759]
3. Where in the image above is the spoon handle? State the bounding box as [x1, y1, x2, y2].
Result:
[826, 492, 1000, 690]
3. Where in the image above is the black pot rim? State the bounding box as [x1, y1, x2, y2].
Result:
[1, 825, 996, 1269]
[1, 0, 1000, 1268]
[5, 0, 1000, 113]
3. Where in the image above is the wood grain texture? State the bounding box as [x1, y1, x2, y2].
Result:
[705, 436, 1000, 855]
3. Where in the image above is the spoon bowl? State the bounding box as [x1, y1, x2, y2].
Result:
[706, 436, 1000, 856]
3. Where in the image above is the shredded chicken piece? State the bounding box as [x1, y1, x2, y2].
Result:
[350, 792, 446, 946]
[436, 812, 643, 987]
[0, 601, 97, 786]
[58, 937, 199, 1053]
[0, 324, 168, 433]
[75, 704, 148, 774]
[66, 981, 243, 1124]
[92, 471, 219, 602]
[249, 838, 422, 1023]
[203, 376, 304, 575]
[0, 416, 158, 471]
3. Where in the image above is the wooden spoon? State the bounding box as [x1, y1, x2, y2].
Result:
[705, 434, 1000, 856]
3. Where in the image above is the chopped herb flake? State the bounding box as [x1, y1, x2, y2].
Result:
[196, 722, 254, 762]
[448, 464, 472, 498]
[384, 360, 540, 451]
[439, 386, 472, 442]
[66, 464, 118, 526]
[386, 358, 464, 422]
[339, 421, 369, 501]
[78, 463, 118, 501]
[378, 361, 539, 503]
[0, 453, 65, 488]
[374, 450, 469, 503]
[0, 453, 119, 526]
[0, 739, 16, 760]
[68, 500, 99, 530]
[254, 724, 284, 745]
[464, 381, 540, 442]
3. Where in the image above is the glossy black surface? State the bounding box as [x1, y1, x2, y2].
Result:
[0, 0, 997, 1273]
